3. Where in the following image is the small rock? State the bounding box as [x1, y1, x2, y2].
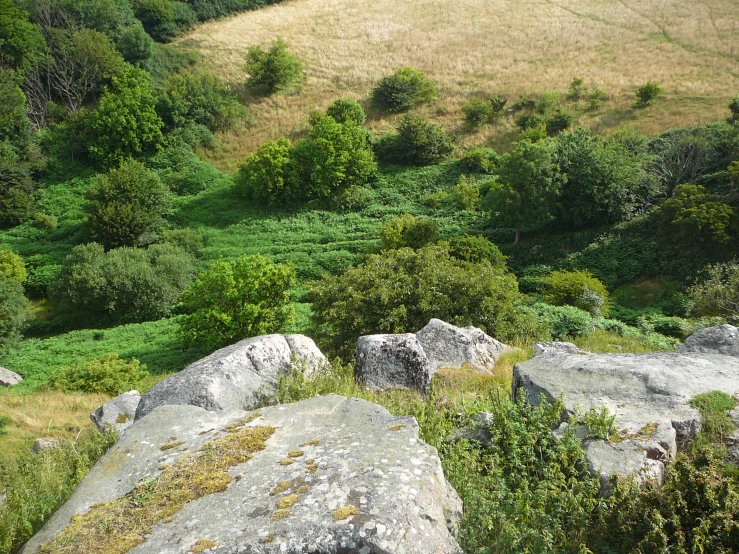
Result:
[532, 341, 585, 356]
[677, 324, 739, 357]
[91, 390, 141, 435]
[33, 438, 60, 453]
[0, 366, 22, 387]
[355, 334, 431, 394]
[583, 440, 665, 496]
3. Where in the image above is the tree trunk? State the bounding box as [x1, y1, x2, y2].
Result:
[513, 225, 521, 246]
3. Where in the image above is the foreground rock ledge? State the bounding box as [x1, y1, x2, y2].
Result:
[22, 395, 463, 554]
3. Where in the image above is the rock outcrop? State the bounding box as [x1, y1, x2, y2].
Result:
[33, 438, 60, 453]
[677, 324, 739, 357]
[90, 390, 141, 434]
[0, 366, 22, 387]
[512, 327, 739, 493]
[136, 334, 327, 420]
[22, 395, 463, 554]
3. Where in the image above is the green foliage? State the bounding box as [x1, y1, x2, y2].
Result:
[0, 273, 30, 346]
[235, 138, 292, 204]
[371, 67, 437, 112]
[86, 159, 171, 248]
[51, 242, 195, 322]
[451, 175, 480, 210]
[729, 95, 739, 124]
[325, 98, 365, 125]
[50, 353, 146, 395]
[0, 164, 37, 229]
[689, 260, 739, 322]
[690, 390, 737, 445]
[579, 406, 617, 440]
[0, 428, 116, 554]
[459, 147, 500, 174]
[448, 234, 506, 267]
[545, 108, 575, 134]
[0, 0, 46, 71]
[566, 77, 586, 101]
[0, 249, 26, 284]
[85, 65, 165, 167]
[116, 23, 155, 64]
[179, 254, 296, 350]
[378, 214, 440, 250]
[308, 242, 530, 357]
[147, 140, 220, 195]
[376, 114, 454, 166]
[161, 227, 204, 257]
[530, 303, 593, 339]
[634, 81, 663, 107]
[462, 95, 507, 127]
[543, 269, 610, 317]
[244, 38, 302, 95]
[132, 0, 197, 42]
[0, 69, 31, 152]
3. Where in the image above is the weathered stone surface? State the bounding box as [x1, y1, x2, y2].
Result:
[22, 395, 463, 554]
[136, 335, 327, 420]
[583, 440, 665, 495]
[416, 318, 509, 374]
[513, 328, 739, 491]
[532, 341, 585, 357]
[356, 334, 431, 394]
[0, 366, 22, 386]
[90, 390, 141, 434]
[33, 438, 60, 453]
[677, 324, 739, 357]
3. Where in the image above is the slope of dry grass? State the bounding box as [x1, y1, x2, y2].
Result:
[177, 0, 739, 170]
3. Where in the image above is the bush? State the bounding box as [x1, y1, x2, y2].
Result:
[179, 254, 296, 350]
[235, 138, 292, 204]
[448, 235, 506, 267]
[531, 303, 594, 339]
[244, 38, 302, 95]
[0, 273, 30, 346]
[308, 242, 532, 357]
[462, 98, 494, 127]
[325, 98, 366, 125]
[689, 260, 739, 322]
[545, 108, 575, 134]
[543, 269, 610, 317]
[132, 0, 197, 42]
[459, 147, 499, 174]
[376, 114, 454, 166]
[729, 95, 739, 124]
[161, 227, 204, 257]
[371, 67, 436, 112]
[451, 175, 480, 210]
[87, 159, 172, 248]
[0, 249, 26, 284]
[147, 140, 220, 195]
[51, 242, 195, 322]
[635, 81, 662, 107]
[378, 214, 440, 250]
[50, 354, 146, 395]
[0, 164, 38, 228]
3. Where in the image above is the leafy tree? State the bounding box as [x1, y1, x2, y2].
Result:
[244, 38, 302, 95]
[688, 260, 739, 322]
[325, 98, 365, 125]
[50, 354, 146, 395]
[0, 164, 38, 228]
[462, 96, 506, 127]
[0, 249, 26, 284]
[0, 69, 31, 151]
[542, 269, 610, 317]
[448, 235, 507, 267]
[376, 114, 454, 166]
[371, 67, 436, 112]
[459, 147, 500, 174]
[114, 23, 154, 64]
[179, 254, 296, 350]
[132, 0, 197, 42]
[308, 242, 531, 357]
[0, 0, 46, 71]
[235, 138, 291, 204]
[51, 242, 195, 322]
[86, 159, 171, 248]
[378, 214, 439, 250]
[0, 272, 30, 346]
[634, 81, 662, 107]
[483, 139, 562, 245]
[85, 65, 164, 166]
[729, 95, 739, 125]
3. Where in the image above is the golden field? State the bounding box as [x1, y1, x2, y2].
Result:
[180, 0, 739, 170]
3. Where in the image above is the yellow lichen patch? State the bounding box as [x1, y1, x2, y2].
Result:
[189, 539, 218, 553]
[279, 458, 295, 466]
[261, 535, 275, 544]
[270, 480, 292, 496]
[272, 509, 291, 521]
[160, 441, 185, 451]
[304, 460, 318, 474]
[198, 429, 215, 436]
[333, 506, 360, 520]
[115, 413, 131, 424]
[296, 485, 309, 494]
[38, 425, 275, 554]
[388, 424, 405, 431]
[300, 439, 320, 447]
[277, 494, 300, 509]
[288, 450, 304, 458]
[158, 464, 169, 471]
[223, 412, 262, 432]
[639, 422, 660, 437]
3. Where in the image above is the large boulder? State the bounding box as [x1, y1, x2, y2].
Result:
[355, 334, 432, 394]
[416, 318, 510, 374]
[136, 334, 327, 420]
[677, 324, 739, 357]
[21, 395, 463, 554]
[0, 366, 22, 386]
[90, 390, 141, 435]
[513, 329, 739, 491]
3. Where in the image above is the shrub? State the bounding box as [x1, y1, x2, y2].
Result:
[179, 254, 296, 350]
[378, 214, 440, 251]
[87, 159, 172, 249]
[462, 98, 494, 127]
[566, 77, 585, 101]
[689, 260, 739, 322]
[459, 147, 499, 174]
[451, 175, 480, 210]
[448, 235, 506, 267]
[50, 354, 146, 395]
[586, 87, 608, 110]
[51, 242, 195, 322]
[325, 98, 366, 125]
[235, 138, 291, 203]
[132, 0, 197, 42]
[634, 81, 662, 107]
[516, 112, 546, 130]
[371, 67, 436, 112]
[545, 108, 575, 134]
[543, 269, 610, 317]
[161, 227, 204, 257]
[147, 140, 220, 195]
[729, 95, 739, 124]
[0, 272, 30, 346]
[308, 242, 531, 357]
[0, 249, 26, 284]
[244, 38, 302, 95]
[377, 114, 454, 166]
[0, 164, 38, 228]
[531, 303, 594, 339]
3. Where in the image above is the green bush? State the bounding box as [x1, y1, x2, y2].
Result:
[378, 214, 439, 250]
[634, 81, 662, 107]
[0, 164, 38, 228]
[0, 0, 46, 72]
[161, 227, 204, 257]
[87, 159, 172, 249]
[729, 95, 739, 124]
[448, 235, 506, 267]
[689, 260, 739, 322]
[244, 38, 302, 95]
[462, 97, 501, 127]
[371, 67, 436, 112]
[0, 249, 25, 284]
[51, 242, 195, 322]
[308, 242, 531, 357]
[543, 269, 610, 317]
[147, 140, 220, 195]
[531, 302, 594, 339]
[132, 0, 197, 42]
[50, 353, 146, 395]
[376, 114, 454, 166]
[545, 108, 574, 134]
[0, 273, 30, 346]
[458, 147, 499, 174]
[235, 138, 292, 204]
[0, 69, 32, 152]
[451, 175, 480, 210]
[325, 98, 366, 125]
[179, 254, 296, 350]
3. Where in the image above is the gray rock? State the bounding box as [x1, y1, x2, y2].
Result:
[583, 440, 665, 496]
[356, 334, 431, 394]
[532, 341, 586, 356]
[416, 319, 509, 374]
[90, 390, 141, 434]
[678, 324, 739, 357]
[136, 334, 327, 420]
[33, 438, 60, 453]
[0, 366, 22, 386]
[22, 395, 463, 554]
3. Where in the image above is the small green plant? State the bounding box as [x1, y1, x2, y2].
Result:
[50, 354, 146, 395]
[376, 114, 454, 165]
[451, 175, 480, 210]
[462, 96, 506, 127]
[458, 147, 499, 174]
[371, 67, 436, 112]
[566, 77, 586, 100]
[244, 38, 303, 95]
[634, 81, 662, 107]
[325, 98, 366, 125]
[0, 414, 10, 436]
[378, 214, 439, 251]
[545, 108, 575, 134]
[727, 95, 739, 124]
[580, 406, 617, 440]
[586, 87, 608, 110]
[543, 270, 610, 317]
[690, 390, 737, 445]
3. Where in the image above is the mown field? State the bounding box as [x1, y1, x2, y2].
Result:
[177, 0, 739, 170]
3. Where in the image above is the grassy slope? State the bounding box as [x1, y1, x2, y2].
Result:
[176, 0, 739, 170]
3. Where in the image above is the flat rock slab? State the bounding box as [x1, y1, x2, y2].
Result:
[136, 334, 327, 420]
[356, 334, 431, 394]
[22, 395, 463, 554]
[0, 366, 22, 386]
[90, 390, 141, 435]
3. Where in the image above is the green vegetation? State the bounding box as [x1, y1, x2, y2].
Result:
[542, 269, 610, 317]
[244, 38, 303, 95]
[376, 114, 455, 166]
[635, 81, 663, 107]
[371, 67, 437, 112]
[689, 260, 739, 322]
[50, 354, 146, 395]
